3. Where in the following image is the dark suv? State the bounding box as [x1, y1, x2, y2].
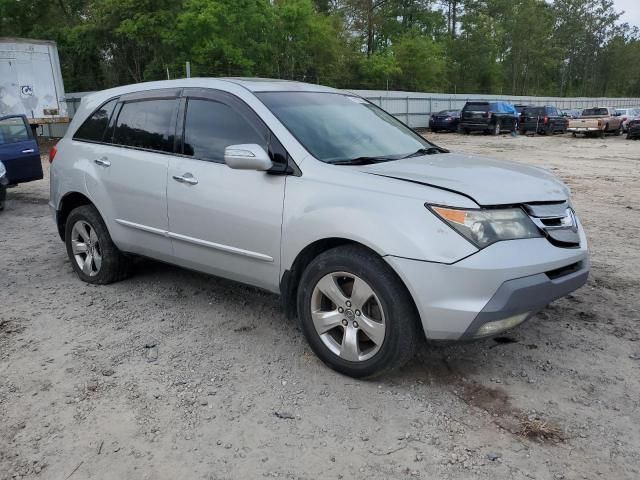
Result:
[520, 106, 567, 135]
[460, 101, 518, 135]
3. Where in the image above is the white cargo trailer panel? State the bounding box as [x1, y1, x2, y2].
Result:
[0, 38, 68, 124]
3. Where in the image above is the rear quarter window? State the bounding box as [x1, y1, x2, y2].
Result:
[73, 99, 118, 142]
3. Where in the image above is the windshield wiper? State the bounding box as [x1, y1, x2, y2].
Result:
[402, 146, 450, 158]
[329, 156, 395, 166]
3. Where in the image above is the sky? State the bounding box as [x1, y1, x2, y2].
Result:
[614, 0, 640, 28]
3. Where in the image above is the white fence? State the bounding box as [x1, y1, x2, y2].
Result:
[43, 89, 640, 136]
[352, 90, 640, 128]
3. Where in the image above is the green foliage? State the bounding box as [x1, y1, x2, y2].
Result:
[1, 0, 638, 96]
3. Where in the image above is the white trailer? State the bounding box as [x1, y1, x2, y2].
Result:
[0, 37, 69, 127]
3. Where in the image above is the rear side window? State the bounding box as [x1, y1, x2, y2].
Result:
[182, 98, 266, 162]
[73, 99, 118, 142]
[0, 116, 30, 144]
[112, 99, 177, 152]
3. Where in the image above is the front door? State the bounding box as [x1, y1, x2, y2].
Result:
[167, 91, 286, 291]
[0, 115, 42, 184]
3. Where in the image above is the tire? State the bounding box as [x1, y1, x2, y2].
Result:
[493, 120, 501, 136]
[297, 245, 421, 378]
[65, 205, 130, 284]
[616, 125, 623, 136]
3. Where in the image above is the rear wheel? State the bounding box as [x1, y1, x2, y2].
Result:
[65, 205, 130, 284]
[493, 120, 502, 136]
[297, 245, 421, 378]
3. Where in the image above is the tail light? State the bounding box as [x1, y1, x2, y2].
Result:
[49, 144, 58, 163]
[543, 116, 549, 124]
[598, 120, 603, 128]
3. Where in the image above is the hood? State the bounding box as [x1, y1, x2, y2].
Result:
[359, 153, 568, 206]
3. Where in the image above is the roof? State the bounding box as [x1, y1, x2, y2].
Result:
[82, 78, 341, 102]
[0, 37, 57, 46]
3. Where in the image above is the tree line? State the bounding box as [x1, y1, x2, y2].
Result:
[1, 0, 639, 97]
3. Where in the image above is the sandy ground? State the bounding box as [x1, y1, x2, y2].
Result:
[1, 133, 639, 480]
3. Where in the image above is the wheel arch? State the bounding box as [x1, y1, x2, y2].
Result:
[279, 238, 421, 337]
[56, 191, 96, 241]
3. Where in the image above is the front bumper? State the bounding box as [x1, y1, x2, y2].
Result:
[385, 222, 589, 340]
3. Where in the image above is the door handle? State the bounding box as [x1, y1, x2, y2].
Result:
[172, 173, 198, 185]
[94, 158, 111, 167]
[21, 148, 35, 154]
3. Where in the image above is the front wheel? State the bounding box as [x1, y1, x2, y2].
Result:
[65, 205, 131, 284]
[297, 245, 420, 378]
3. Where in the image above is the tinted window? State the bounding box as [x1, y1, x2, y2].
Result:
[0, 117, 30, 144]
[182, 99, 267, 162]
[74, 99, 118, 142]
[524, 107, 544, 116]
[463, 102, 489, 112]
[113, 99, 176, 152]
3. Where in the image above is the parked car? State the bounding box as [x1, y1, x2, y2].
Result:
[567, 107, 623, 137]
[0, 114, 43, 184]
[520, 106, 568, 135]
[0, 160, 7, 210]
[460, 101, 518, 135]
[49, 79, 589, 378]
[429, 110, 460, 132]
[627, 118, 640, 140]
[614, 108, 640, 132]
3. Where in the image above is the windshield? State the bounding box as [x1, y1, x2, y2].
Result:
[256, 92, 432, 163]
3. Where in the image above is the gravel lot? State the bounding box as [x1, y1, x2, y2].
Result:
[1, 133, 639, 480]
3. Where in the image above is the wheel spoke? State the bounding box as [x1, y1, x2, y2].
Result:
[93, 251, 102, 271]
[316, 274, 348, 306]
[82, 254, 94, 275]
[89, 227, 99, 245]
[78, 224, 91, 243]
[350, 277, 374, 309]
[340, 326, 360, 361]
[311, 309, 344, 335]
[71, 240, 88, 254]
[359, 314, 385, 346]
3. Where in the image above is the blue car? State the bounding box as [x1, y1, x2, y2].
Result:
[0, 115, 43, 187]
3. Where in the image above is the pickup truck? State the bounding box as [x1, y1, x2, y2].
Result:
[567, 107, 623, 137]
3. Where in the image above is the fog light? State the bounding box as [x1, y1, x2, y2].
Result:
[474, 312, 530, 338]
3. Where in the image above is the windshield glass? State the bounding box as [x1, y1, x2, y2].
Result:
[256, 92, 431, 163]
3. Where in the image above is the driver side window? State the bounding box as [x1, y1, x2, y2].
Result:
[182, 98, 267, 163]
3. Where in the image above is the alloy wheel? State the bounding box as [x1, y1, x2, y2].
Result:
[70, 220, 102, 277]
[310, 272, 386, 362]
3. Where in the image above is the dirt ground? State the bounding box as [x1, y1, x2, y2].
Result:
[1, 132, 639, 480]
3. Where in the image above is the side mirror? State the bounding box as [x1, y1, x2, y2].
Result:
[224, 144, 273, 171]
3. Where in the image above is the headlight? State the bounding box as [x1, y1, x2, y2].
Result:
[428, 205, 542, 248]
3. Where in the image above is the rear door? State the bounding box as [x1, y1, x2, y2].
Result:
[0, 115, 42, 184]
[80, 91, 179, 259]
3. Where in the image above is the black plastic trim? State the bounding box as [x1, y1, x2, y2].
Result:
[460, 259, 590, 339]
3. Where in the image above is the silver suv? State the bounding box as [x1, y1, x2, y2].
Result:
[49, 79, 589, 377]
